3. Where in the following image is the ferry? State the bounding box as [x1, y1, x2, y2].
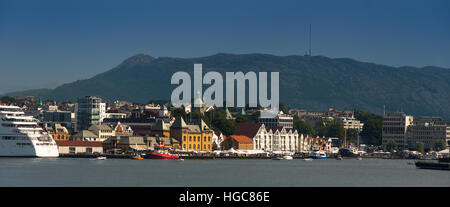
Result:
[310, 149, 327, 159]
[0, 105, 59, 157]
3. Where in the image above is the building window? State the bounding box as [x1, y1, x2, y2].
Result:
[197, 144, 200, 149]
[86, 147, 92, 154]
[183, 144, 186, 149]
[184, 136, 186, 141]
[208, 136, 211, 142]
[204, 137, 206, 142]
[204, 145, 206, 149]
[69, 147, 75, 154]
[189, 144, 191, 149]
[189, 136, 192, 141]
[193, 144, 196, 149]
[193, 136, 196, 141]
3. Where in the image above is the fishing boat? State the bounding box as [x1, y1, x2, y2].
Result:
[96, 156, 107, 160]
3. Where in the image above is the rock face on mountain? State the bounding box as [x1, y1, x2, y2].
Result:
[8, 53, 450, 119]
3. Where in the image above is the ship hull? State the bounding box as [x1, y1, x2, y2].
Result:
[145, 152, 179, 159]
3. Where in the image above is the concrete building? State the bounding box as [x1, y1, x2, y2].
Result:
[406, 117, 449, 150]
[258, 111, 294, 129]
[382, 112, 413, 150]
[75, 96, 105, 131]
[42, 110, 72, 131]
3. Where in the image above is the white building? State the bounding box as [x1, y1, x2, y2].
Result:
[234, 123, 304, 153]
[258, 111, 294, 129]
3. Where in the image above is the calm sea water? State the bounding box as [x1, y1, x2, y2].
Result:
[0, 158, 449, 187]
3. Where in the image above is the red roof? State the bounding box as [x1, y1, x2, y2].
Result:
[234, 123, 263, 138]
[55, 141, 103, 147]
[229, 135, 253, 144]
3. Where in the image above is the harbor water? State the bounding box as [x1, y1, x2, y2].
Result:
[0, 158, 449, 187]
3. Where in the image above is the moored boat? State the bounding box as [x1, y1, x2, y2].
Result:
[310, 149, 327, 159]
[145, 146, 179, 159]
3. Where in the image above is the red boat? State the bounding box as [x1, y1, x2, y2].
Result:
[145, 146, 180, 159]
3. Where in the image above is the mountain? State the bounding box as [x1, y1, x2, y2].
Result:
[6, 53, 450, 119]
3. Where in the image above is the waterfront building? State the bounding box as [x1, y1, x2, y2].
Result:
[44, 123, 70, 141]
[56, 140, 103, 155]
[75, 96, 105, 132]
[406, 117, 450, 150]
[88, 124, 115, 142]
[103, 136, 149, 152]
[382, 112, 413, 150]
[258, 110, 294, 129]
[234, 123, 302, 152]
[222, 135, 253, 150]
[170, 117, 213, 151]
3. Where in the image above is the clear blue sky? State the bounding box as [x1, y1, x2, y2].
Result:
[0, 0, 449, 94]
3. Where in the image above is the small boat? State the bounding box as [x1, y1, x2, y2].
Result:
[303, 158, 313, 161]
[310, 149, 327, 159]
[336, 155, 343, 160]
[132, 154, 144, 160]
[283, 155, 293, 160]
[356, 157, 362, 160]
[96, 156, 107, 160]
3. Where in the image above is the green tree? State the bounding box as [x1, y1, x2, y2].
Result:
[433, 139, 447, 151]
[416, 142, 424, 154]
[386, 140, 398, 153]
[293, 115, 316, 135]
[279, 101, 289, 114]
[0, 96, 16, 105]
[360, 118, 382, 145]
[314, 119, 344, 140]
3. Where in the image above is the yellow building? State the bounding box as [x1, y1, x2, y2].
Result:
[170, 117, 213, 151]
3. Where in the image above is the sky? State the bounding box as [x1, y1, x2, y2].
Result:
[0, 0, 449, 94]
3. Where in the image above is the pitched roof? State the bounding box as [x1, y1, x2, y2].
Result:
[152, 119, 170, 131]
[171, 116, 187, 128]
[229, 135, 253, 144]
[72, 130, 97, 139]
[265, 126, 283, 132]
[130, 125, 151, 136]
[56, 140, 103, 147]
[234, 123, 263, 138]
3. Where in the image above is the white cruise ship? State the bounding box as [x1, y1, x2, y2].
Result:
[0, 105, 59, 157]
